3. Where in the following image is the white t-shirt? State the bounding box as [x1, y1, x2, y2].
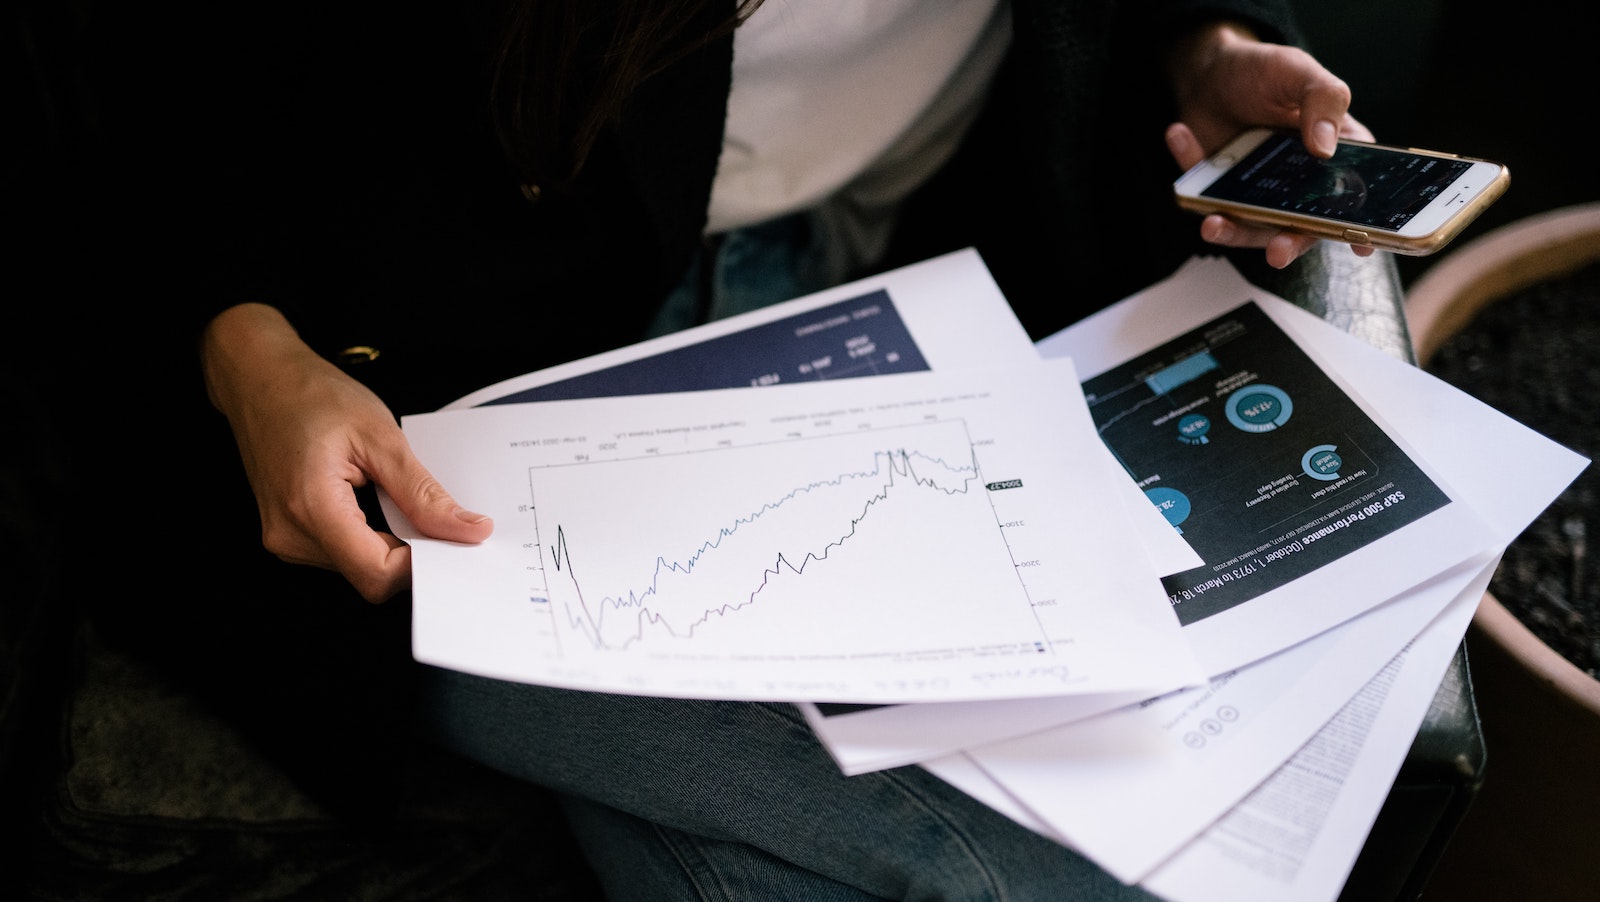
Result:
[707, 0, 1012, 278]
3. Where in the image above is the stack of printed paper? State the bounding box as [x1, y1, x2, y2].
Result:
[390, 250, 1586, 902]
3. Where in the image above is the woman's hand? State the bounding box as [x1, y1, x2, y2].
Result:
[1164, 22, 1377, 269]
[201, 303, 493, 602]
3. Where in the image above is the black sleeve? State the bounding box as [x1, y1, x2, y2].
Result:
[84, 1, 734, 416]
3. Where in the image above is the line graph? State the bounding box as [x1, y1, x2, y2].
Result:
[404, 355, 1199, 702]
[549, 445, 984, 649]
[525, 420, 1052, 662]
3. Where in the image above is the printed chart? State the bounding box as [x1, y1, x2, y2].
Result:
[1081, 301, 1449, 625]
[532, 421, 1030, 657]
[403, 361, 1197, 703]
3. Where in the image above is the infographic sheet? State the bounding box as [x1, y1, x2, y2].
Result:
[1082, 300, 1449, 625]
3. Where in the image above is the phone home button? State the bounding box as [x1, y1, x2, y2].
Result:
[1342, 228, 1371, 245]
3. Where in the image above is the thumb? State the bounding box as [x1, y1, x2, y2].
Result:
[1165, 122, 1207, 172]
[381, 454, 495, 544]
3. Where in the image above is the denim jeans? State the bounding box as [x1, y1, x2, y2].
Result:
[418, 670, 1160, 901]
[415, 215, 1161, 899]
[646, 212, 837, 337]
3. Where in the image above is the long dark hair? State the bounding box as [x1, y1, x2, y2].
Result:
[490, 0, 763, 189]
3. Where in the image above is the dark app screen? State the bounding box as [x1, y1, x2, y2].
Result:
[1201, 134, 1472, 231]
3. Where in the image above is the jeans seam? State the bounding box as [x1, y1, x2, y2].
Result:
[880, 767, 1007, 902]
[649, 817, 735, 902]
[751, 702, 1007, 901]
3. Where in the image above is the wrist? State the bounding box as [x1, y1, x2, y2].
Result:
[1167, 21, 1257, 101]
[200, 303, 310, 414]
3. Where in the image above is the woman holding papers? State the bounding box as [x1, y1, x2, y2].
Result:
[90, 0, 1373, 897]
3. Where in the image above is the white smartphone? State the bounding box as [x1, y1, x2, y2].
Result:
[1173, 128, 1509, 255]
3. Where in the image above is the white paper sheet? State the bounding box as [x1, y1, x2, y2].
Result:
[401, 359, 1202, 702]
[394, 251, 1206, 702]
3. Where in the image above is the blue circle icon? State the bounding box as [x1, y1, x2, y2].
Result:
[1302, 444, 1343, 480]
[1146, 487, 1192, 531]
[1177, 413, 1211, 445]
[1225, 384, 1293, 433]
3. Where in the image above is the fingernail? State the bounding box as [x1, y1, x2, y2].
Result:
[1314, 120, 1338, 156]
[454, 507, 490, 525]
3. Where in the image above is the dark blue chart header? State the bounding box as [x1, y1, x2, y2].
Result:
[481, 291, 931, 406]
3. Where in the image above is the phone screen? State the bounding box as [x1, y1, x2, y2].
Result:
[1200, 133, 1474, 232]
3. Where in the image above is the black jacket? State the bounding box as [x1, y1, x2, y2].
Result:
[91, 0, 1300, 416]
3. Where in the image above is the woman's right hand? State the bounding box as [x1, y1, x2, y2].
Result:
[1163, 21, 1377, 270]
[200, 303, 493, 603]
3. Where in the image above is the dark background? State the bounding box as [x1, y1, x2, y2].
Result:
[1290, 0, 1598, 287]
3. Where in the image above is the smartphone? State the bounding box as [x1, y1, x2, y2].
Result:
[1173, 128, 1509, 255]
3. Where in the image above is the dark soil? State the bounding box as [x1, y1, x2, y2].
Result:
[1423, 260, 1600, 680]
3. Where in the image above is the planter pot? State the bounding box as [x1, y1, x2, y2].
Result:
[1403, 202, 1600, 901]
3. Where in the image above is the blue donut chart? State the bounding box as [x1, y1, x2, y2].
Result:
[1177, 413, 1211, 445]
[1225, 384, 1293, 433]
[1302, 444, 1343, 480]
[1145, 486, 1192, 533]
